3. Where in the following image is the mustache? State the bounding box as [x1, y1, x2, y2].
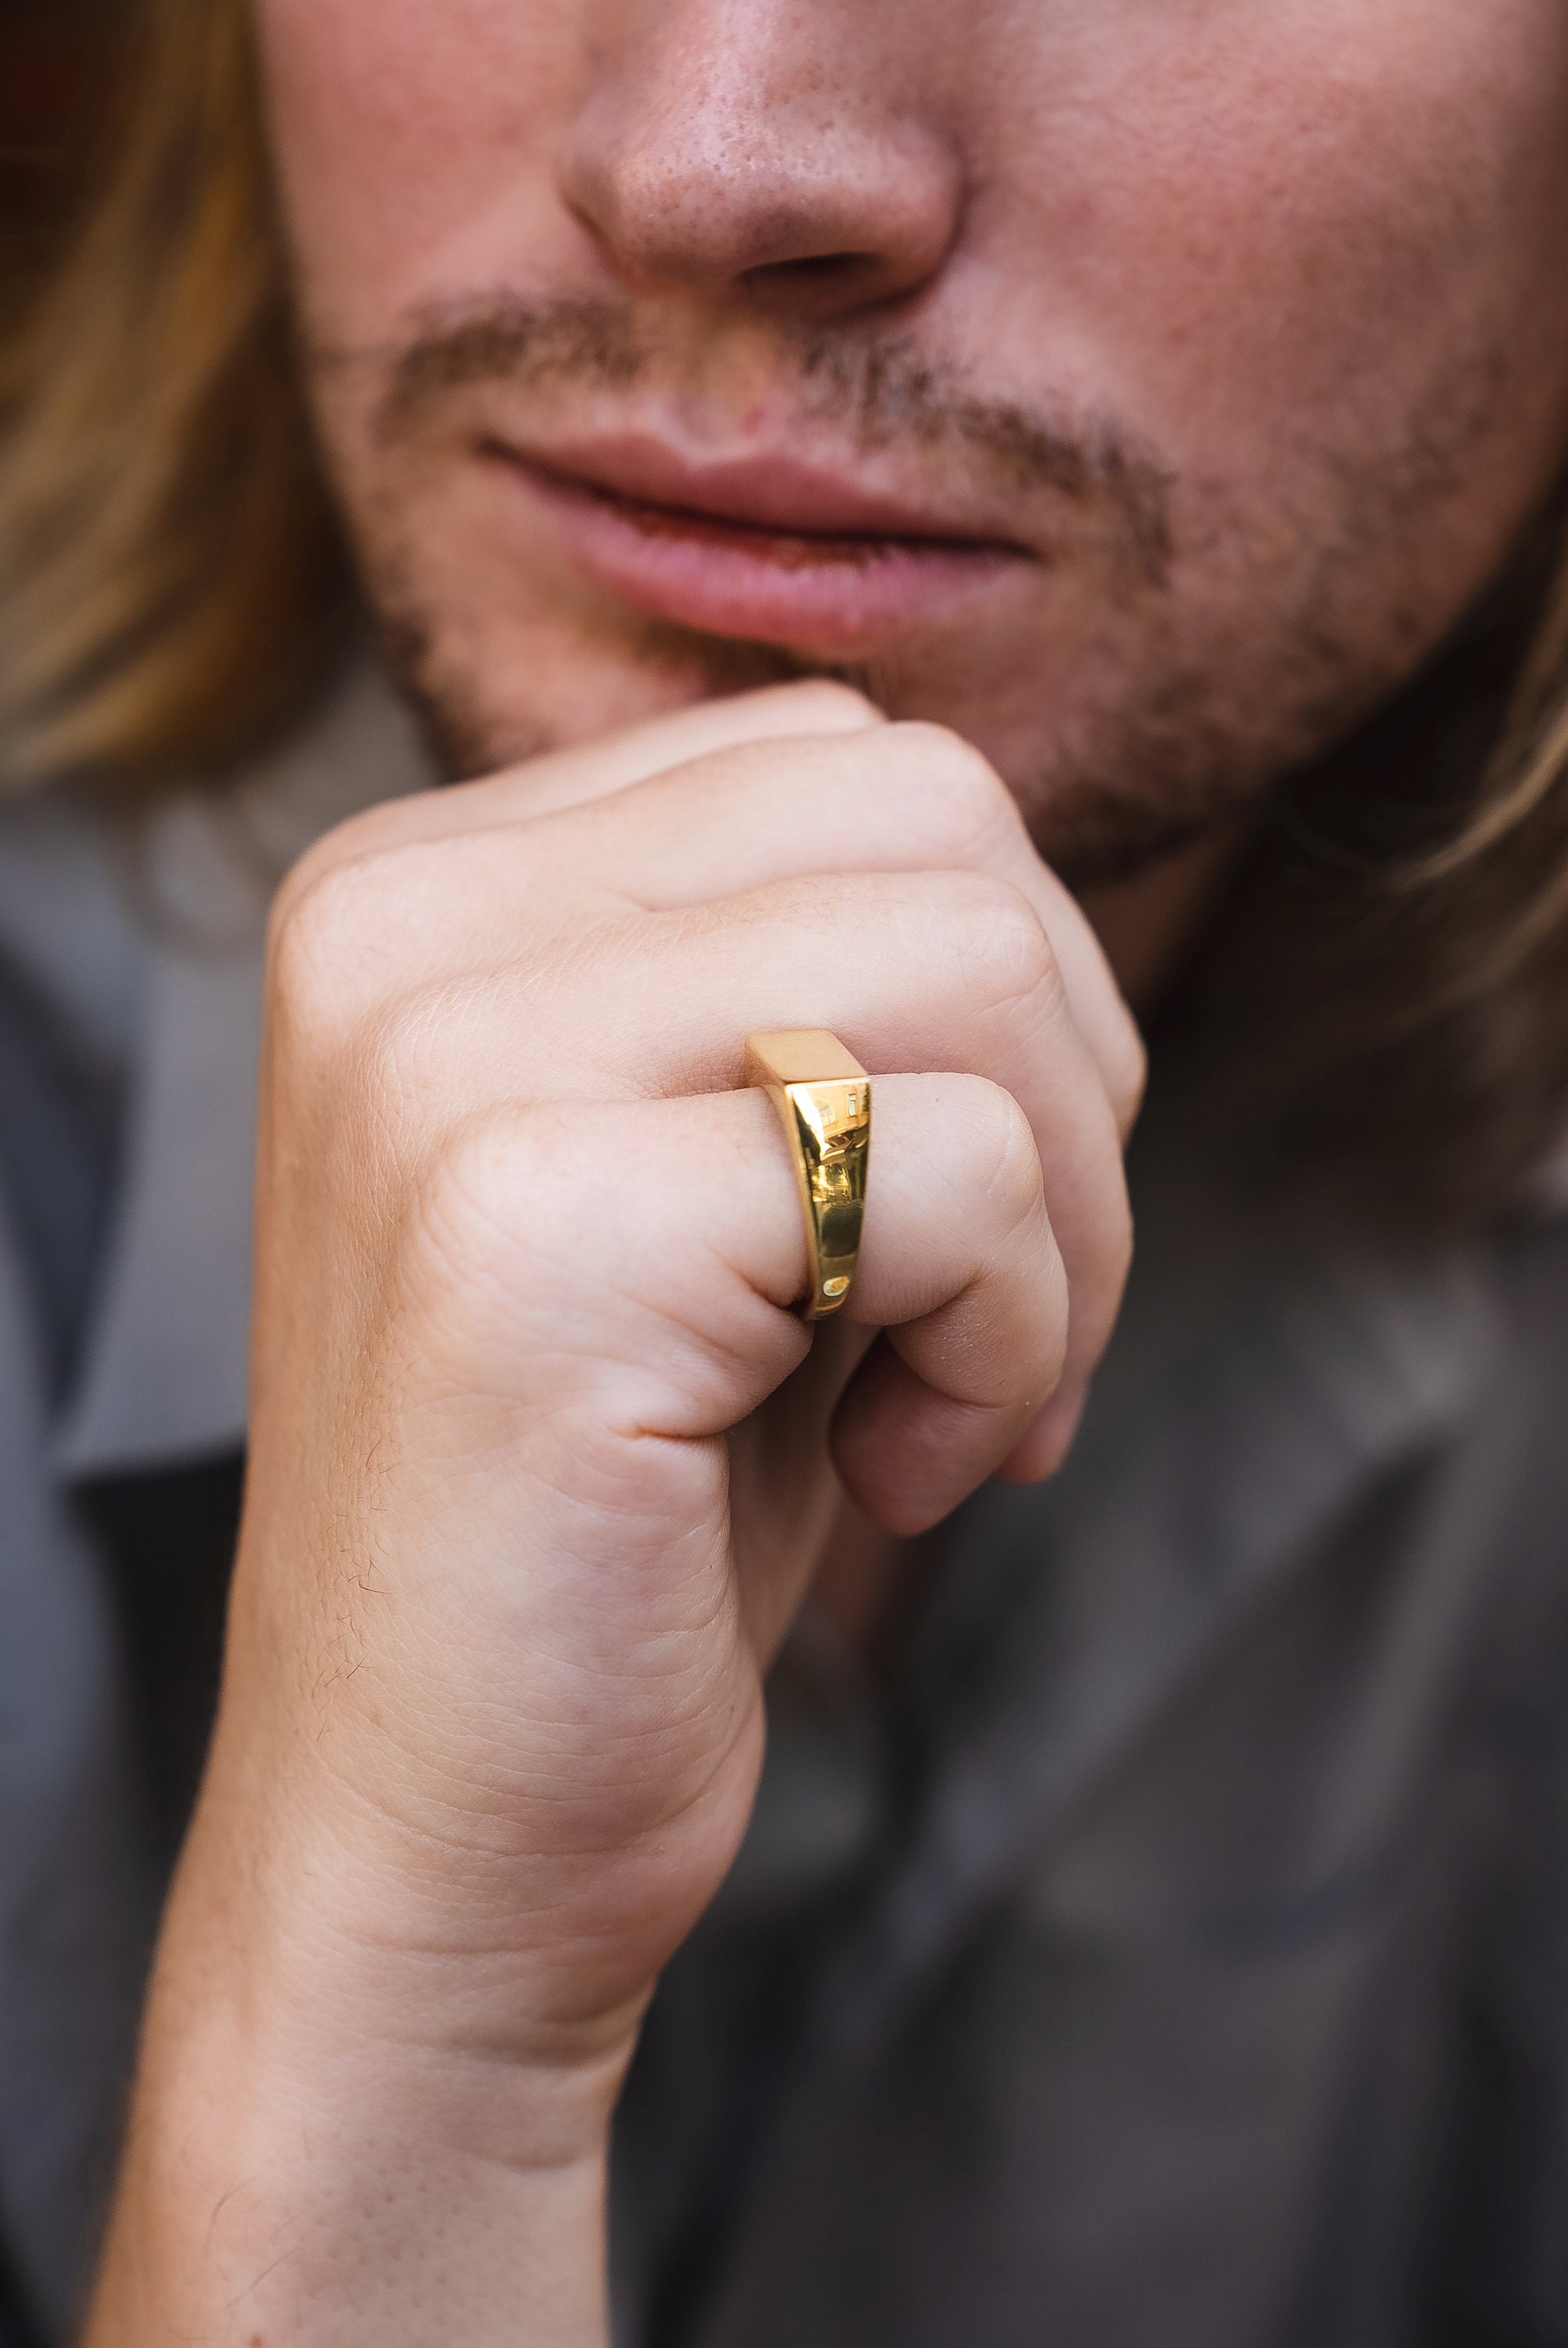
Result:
[349, 293, 1174, 584]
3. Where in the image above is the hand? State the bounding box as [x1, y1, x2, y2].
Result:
[86, 682, 1142, 2345]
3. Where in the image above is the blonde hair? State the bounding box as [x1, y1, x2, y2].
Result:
[0, 0, 347, 794]
[3, 0, 1568, 1222]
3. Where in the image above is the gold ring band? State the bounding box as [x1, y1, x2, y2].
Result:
[744, 1029, 872, 1320]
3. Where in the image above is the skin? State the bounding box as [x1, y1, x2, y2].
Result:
[86, 2, 1568, 2339]
[267, 0, 1568, 872]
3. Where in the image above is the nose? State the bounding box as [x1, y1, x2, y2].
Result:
[557, 0, 964, 319]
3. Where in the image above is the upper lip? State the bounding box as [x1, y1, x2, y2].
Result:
[480, 433, 1030, 552]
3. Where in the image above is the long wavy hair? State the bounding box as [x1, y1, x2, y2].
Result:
[0, 0, 349, 792]
[2, 0, 1568, 1226]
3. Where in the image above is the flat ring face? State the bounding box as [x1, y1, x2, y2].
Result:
[743, 1030, 872, 1320]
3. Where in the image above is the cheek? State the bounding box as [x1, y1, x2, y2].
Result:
[251, 0, 586, 337]
[976, 0, 1568, 486]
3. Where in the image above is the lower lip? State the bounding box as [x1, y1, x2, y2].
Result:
[490, 455, 1029, 652]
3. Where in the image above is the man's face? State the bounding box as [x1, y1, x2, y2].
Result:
[256, 0, 1568, 879]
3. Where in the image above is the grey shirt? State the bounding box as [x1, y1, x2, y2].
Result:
[3, 668, 1568, 2346]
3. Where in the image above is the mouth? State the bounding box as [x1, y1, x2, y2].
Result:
[478, 434, 1037, 653]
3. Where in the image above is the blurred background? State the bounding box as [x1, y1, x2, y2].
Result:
[1, 0, 125, 328]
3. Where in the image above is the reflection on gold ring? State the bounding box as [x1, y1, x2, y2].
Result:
[743, 1028, 872, 1321]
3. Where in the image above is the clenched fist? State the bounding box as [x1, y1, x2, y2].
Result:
[88, 682, 1141, 2347]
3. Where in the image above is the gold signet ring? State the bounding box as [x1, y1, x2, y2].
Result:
[744, 1029, 872, 1321]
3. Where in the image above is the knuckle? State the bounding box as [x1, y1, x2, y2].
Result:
[405, 1104, 563, 1299]
[1109, 1020, 1149, 1137]
[405, 1108, 660, 1394]
[266, 859, 369, 1062]
[271, 811, 390, 949]
[391, 1122, 519, 1346]
[268, 844, 390, 1016]
[959, 1076, 1045, 1233]
[956, 873, 1062, 1017]
[886, 722, 1018, 855]
[349, 991, 441, 1137]
[421, 1105, 524, 1240]
[270, 834, 500, 1073]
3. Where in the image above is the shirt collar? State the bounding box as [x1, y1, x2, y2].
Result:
[52, 661, 435, 1480]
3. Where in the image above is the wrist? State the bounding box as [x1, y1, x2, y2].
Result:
[176, 1660, 663, 2071]
[160, 1763, 646, 2146]
[87, 1852, 630, 2346]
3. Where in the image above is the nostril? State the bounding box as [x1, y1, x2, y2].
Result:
[762, 253, 872, 279]
[739, 249, 886, 306]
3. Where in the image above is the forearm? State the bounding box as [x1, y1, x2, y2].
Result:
[90, 2119, 608, 2348]
[84, 1819, 626, 2346]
